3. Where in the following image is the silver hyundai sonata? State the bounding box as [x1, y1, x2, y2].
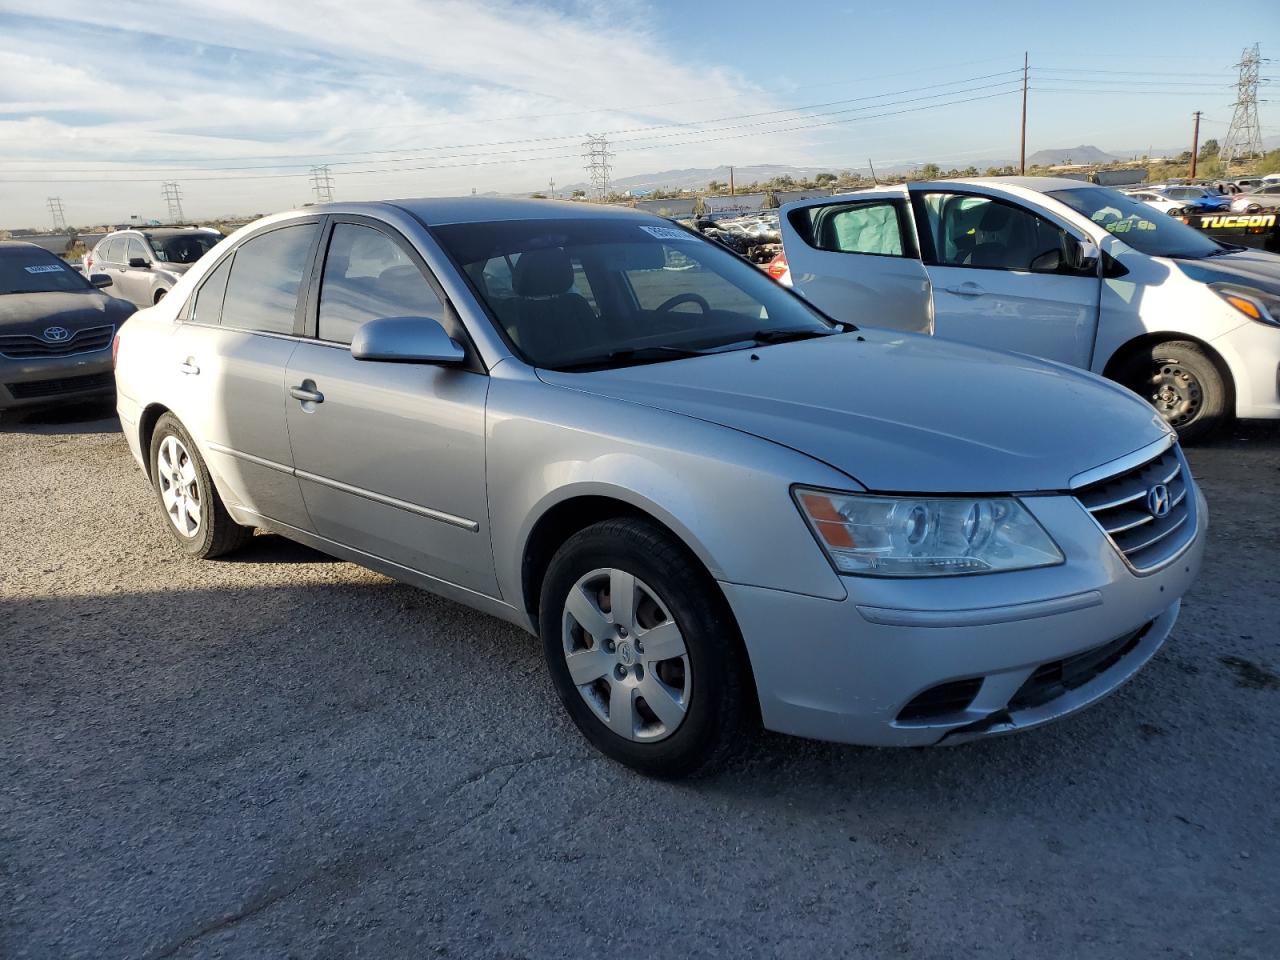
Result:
[114, 198, 1206, 777]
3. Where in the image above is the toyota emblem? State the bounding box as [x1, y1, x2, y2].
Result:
[42, 326, 72, 343]
[1146, 483, 1172, 519]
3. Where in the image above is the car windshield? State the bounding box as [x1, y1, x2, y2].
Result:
[149, 233, 221, 264]
[433, 217, 839, 370]
[0, 248, 93, 295]
[1047, 187, 1223, 259]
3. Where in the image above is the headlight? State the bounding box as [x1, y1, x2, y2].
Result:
[794, 488, 1064, 577]
[1211, 283, 1280, 327]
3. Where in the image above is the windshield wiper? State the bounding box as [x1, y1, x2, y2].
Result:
[747, 327, 844, 345]
[554, 345, 711, 371]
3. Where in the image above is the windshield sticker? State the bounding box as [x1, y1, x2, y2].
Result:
[639, 225, 694, 242]
[24, 264, 66, 274]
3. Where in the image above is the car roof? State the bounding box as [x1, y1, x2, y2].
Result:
[929, 175, 1102, 192]
[323, 196, 657, 227]
[0, 240, 59, 255]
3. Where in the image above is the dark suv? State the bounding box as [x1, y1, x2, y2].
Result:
[85, 227, 223, 308]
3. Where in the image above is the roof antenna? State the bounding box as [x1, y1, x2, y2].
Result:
[868, 158, 879, 185]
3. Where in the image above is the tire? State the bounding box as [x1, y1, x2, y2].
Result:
[149, 413, 253, 558]
[1118, 340, 1228, 444]
[154, 288, 168, 304]
[539, 518, 752, 778]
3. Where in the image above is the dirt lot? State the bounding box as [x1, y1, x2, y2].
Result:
[2, 403, 1278, 959]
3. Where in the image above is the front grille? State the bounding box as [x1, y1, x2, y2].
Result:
[6, 371, 115, 399]
[0, 324, 114, 359]
[1008, 621, 1151, 711]
[1074, 444, 1195, 572]
[897, 677, 983, 723]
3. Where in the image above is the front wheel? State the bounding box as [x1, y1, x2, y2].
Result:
[539, 518, 751, 778]
[1118, 340, 1228, 443]
[149, 413, 253, 557]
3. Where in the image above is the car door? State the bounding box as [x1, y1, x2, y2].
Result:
[910, 188, 1102, 368]
[284, 218, 496, 595]
[99, 237, 128, 293]
[166, 219, 320, 531]
[118, 236, 153, 306]
[780, 192, 932, 332]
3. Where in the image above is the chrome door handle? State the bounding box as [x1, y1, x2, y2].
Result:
[289, 385, 324, 404]
[179, 360, 200, 375]
[944, 282, 985, 297]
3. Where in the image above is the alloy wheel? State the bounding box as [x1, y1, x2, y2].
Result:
[157, 435, 201, 538]
[561, 567, 691, 742]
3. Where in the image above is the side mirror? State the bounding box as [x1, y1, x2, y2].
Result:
[128, 257, 150, 269]
[1074, 239, 1100, 272]
[89, 274, 113, 288]
[351, 316, 466, 365]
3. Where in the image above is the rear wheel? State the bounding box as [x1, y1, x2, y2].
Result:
[1118, 340, 1228, 443]
[539, 518, 751, 778]
[149, 413, 253, 557]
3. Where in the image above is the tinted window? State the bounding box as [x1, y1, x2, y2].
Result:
[220, 224, 317, 335]
[191, 255, 233, 325]
[318, 223, 443, 344]
[1047, 187, 1222, 259]
[0, 247, 92, 295]
[150, 233, 220, 264]
[435, 218, 836, 369]
[793, 200, 905, 256]
[921, 193, 1081, 273]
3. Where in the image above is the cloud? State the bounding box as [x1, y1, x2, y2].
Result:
[0, 1, 806, 224]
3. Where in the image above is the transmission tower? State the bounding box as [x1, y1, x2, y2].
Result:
[1221, 43, 1265, 164]
[46, 197, 67, 231]
[582, 134, 613, 199]
[161, 182, 185, 223]
[309, 165, 335, 203]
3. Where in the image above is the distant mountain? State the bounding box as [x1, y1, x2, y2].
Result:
[1026, 145, 1121, 166]
[559, 164, 842, 194]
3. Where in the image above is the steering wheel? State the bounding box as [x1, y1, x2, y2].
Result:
[654, 292, 712, 315]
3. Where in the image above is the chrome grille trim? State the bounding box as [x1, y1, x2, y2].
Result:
[0, 324, 115, 359]
[1074, 442, 1197, 574]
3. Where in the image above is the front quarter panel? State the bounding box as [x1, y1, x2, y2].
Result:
[485, 369, 856, 610]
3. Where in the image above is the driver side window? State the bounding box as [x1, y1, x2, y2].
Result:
[922, 193, 1082, 274]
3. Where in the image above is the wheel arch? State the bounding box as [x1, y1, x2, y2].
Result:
[1101, 331, 1236, 409]
[137, 402, 172, 480]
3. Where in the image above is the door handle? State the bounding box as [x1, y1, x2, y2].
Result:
[289, 384, 324, 404]
[179, 360, 200, 375]
[944, 282, 986, 297]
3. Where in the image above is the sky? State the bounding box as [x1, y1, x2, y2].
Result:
[0, 0, 1277, 227]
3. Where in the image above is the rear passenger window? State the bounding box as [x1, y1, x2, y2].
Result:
[104, 238, 125, 263]
[220, 224, 317, 335]
[792, 201, 907, 256]
[191, 256, 233, 326]
[318, 223, 444, 344]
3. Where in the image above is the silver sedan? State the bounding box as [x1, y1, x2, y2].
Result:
[114, 199, 1206, 777]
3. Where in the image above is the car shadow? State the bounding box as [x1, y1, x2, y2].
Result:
[1, 401, 120, 434]
[221, 532, 341, 565]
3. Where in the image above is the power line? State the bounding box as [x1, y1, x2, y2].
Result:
[161, 182, 184, 222]
[582, 134, 613, 199]
[1222, 43, 1266, 163]
[309, 165, 335, 202]
[46, 197, 67, 231]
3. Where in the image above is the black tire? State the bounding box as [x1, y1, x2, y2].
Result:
[539, 518, 752, 778]
[154, 288, 168, 304]
[1118, 340, 1228, 444]
[149, 413, 253, 558]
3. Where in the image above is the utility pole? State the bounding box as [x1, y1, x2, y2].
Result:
[161, 182, 184, 223]
[1019, 51, 1029, 175]
[868, 158, 878, 185]
[548, 177, 555, 199]
[46, 197, 67, 231]
[581, 134, 613, 200]
[729, 165, 735, 196]
[1221, 43, 1265, 164]
[309, 165, 335, 203]
[1190, 111, 1202, 178]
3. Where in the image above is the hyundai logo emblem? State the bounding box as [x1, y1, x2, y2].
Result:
[1147, 483, 1172, 519]
[42, 326, 71, 343]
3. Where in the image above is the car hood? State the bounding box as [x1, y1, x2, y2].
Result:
[537, 330, 1169, 493]
[0, 290, 136, 337]
[1175, 246, 1280, 293]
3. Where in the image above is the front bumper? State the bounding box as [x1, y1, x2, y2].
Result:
[1211, 318, 1280, 420]
[0, 350, 114, 411]
[724, 488, 1207, 747]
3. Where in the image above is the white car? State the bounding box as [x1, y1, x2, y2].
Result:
[1123, 189, 1199, 216]
[780, 177, 1280, 441]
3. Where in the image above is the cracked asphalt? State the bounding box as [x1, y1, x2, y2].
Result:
[2, 402, 1278, 959]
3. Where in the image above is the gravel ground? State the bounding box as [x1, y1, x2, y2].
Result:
[2, 402, 1278, 959]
